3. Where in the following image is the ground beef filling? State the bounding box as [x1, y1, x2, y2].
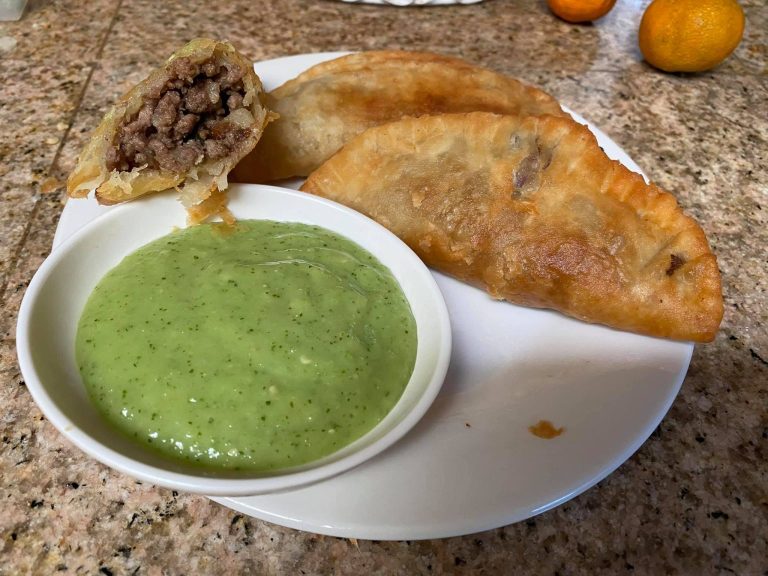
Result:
[106, 57, 251, 174]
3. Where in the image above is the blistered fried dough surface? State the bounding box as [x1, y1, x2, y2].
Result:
[231, 50, 565, 183]
[67, 39, 271, 220]
[302, 113, 723, 342]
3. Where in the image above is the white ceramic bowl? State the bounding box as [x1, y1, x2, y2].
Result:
[16, 184, 451, 496]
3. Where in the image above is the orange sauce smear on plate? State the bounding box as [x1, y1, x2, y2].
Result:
[529, 420, 565, 439]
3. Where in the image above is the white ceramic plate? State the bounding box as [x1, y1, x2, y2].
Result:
[53, 53, 693, 539]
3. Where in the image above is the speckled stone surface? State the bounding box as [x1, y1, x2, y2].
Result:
[1, 0, 766, 574]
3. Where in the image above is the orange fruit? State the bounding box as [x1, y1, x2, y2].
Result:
[547, 0, 617, 23]
[639, 0, 745, 72]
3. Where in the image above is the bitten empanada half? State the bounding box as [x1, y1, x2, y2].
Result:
[302, 113, 723, 342]
[231, 50, 565, 183]
[67, 39, 272, 222]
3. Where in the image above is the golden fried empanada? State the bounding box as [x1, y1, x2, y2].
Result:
[67, 39, 272, 222]
[302, 113, 723, 342]
[231, 50, 565, 183]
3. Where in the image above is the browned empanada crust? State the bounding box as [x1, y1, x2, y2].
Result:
[67, 38, 272, 220]
[301, 112, 723, 342]
[231, 50, 565, 183]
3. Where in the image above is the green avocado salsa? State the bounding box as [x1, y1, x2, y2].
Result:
[76, 220, 417, 472]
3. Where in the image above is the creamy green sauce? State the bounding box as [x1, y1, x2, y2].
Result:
[76, 220, 417, 472]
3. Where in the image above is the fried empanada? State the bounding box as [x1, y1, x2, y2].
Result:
[67, 39, 272, 222]
[231, 50, 565, 183]
[302, 113, 723, 342]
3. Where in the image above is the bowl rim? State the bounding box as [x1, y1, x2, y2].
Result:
[16, 185, 452, 496]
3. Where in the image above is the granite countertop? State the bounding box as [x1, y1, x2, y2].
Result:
[1, 0, 766, 573]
